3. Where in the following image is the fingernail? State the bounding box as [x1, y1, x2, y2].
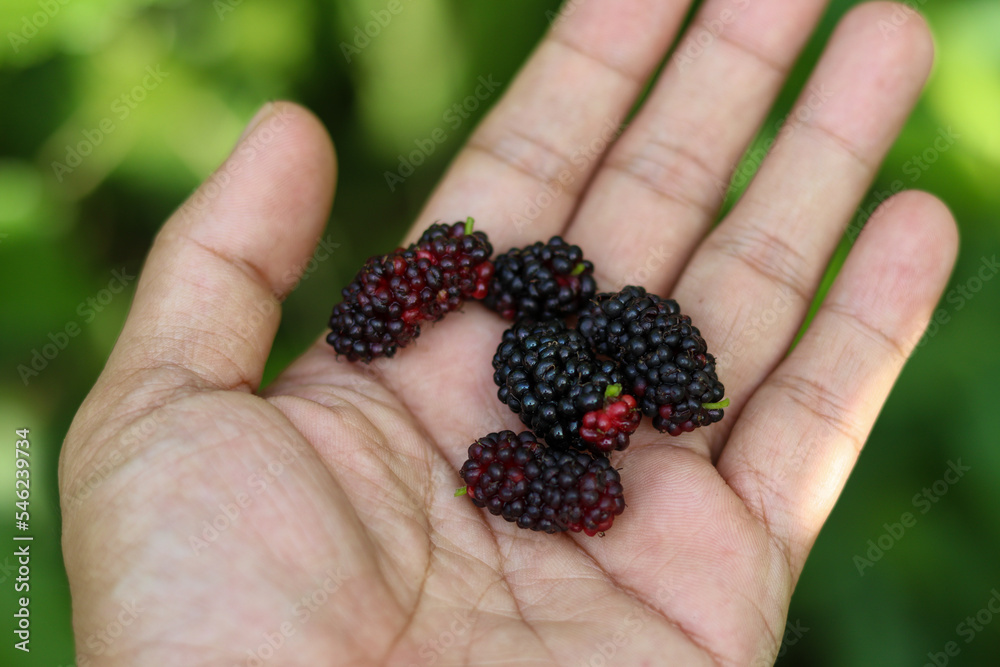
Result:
[236, 102, 276, 145]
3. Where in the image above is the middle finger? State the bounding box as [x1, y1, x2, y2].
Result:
[566, 0, 831, 290]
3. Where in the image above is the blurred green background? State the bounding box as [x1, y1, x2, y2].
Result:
[1, 0, 998, 665]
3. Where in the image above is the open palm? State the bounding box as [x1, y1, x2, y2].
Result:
[60, 2, 957, 665]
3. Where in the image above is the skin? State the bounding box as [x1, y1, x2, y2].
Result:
[59, 1, 958, 665]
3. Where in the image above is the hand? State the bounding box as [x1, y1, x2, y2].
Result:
[60, 2, 957, 665]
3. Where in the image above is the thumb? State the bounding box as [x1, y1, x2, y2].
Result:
[99, 101, 336, 394]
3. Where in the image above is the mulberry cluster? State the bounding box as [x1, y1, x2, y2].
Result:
[326, 219, 493, 362]
[459, 430, 625, 536]
[326, 219, 729, 537]
[576, 285, 727, 436]
[484, 236, 597, 321]
[492, 320, 640, 455]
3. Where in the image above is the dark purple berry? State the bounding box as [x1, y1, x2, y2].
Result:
[493, 320, 640, 454]
[459, 430, 625, 535]
[484, 236, 596, 320]
[576, 285, 727, 436]
[326, 219, 493, 362]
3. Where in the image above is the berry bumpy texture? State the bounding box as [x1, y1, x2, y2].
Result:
[493, 320, 640, 454]
[459, 431, 626, 535]
[326, 219, 493, 362]
[576, 285, 727, 436]
[484, 236, 597, 320]
[580, 385, 641, 453]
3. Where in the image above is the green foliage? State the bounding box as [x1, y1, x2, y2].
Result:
[1, 1, 998, 664]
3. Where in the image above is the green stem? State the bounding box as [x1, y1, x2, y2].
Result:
[702, 398, 730, 410]
[454, 486, 468, 497]
[605, 383, 623, 400]
[571, 262, 587, 276]
[464, 217, 475, 235]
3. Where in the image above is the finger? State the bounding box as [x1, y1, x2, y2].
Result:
[671, 2, 936, 454]
[101, 102, 336, 393]
[717, 191, 958, 579]
[406, 0, 693, 250]
[567, 0, 830, 290]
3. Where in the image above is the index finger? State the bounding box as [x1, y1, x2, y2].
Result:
[407, 0, 693, 250]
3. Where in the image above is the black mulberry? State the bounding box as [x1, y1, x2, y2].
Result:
[326, 218, 494, 362]
[576, 285, 728, 436]
[493, 320, 640, 454]
[484, 236, 597, 320]
[459, 430, 626, 535]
